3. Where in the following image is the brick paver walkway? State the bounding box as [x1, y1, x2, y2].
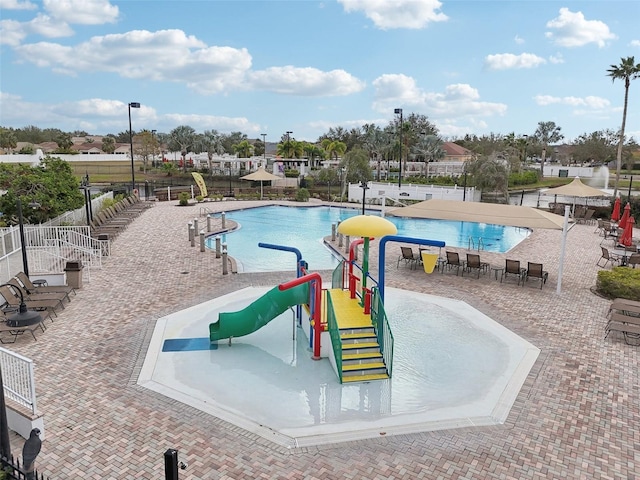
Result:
[6, 200, 639, 479]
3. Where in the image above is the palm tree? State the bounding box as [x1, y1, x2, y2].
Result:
[412, 135, 445, 175]
[607, 56, 640, 197]
[321, 139, 347, 162]
[534, 121, 564, 176]
[232, 139, 254, 158]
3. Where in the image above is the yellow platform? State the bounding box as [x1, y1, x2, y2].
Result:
[328, 289, 373, 329]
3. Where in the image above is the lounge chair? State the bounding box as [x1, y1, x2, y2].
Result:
[397, 246, 420, 270]
[443, 251, 464, 276]
[6, 278, 68, 306]
[503, 259, 525, 285]
[597, 246, 622, 268]
[0, 285, 62, 318]
[465, 253, 489, 278]
[605, 311, 640, 345]
[577, 209, 595, 225]
[524, 262, 549, 289]
[15, 272, 75, 299]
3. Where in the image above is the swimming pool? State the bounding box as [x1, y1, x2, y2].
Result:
[207, 205, 529, 272]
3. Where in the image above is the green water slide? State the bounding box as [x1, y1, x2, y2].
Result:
[210, 283, 310, 342]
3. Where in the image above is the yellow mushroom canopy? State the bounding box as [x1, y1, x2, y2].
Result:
[337, 215, 398, 238]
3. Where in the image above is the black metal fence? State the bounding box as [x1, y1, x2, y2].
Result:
[0, 455, 49, 480]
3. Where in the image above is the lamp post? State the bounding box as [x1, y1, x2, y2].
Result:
[261, 133, 267, 165]
[228, 162, 233, 197]
[523, 134, 528, 164]
[0, 283, 42, 461]
[394, 108, 403, 188]
[16, 199, 40, 277]
[359, 181, 369, 215]
[285, 131, 293, 159]
[128, 102, 141, 193]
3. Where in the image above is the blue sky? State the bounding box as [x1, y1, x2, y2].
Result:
[1, 0, 639, 144]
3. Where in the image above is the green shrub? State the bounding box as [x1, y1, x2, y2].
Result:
[195, 195, 204, 202]
[596, 267, 640, 300]
[295, 188, 310, 202]
[284, 169, 300, 178]
[178, 192, 189, 206]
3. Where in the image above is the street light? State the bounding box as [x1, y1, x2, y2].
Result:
[523, 134, 528, 164]
[359, 181, 369, 215]
[261, 133, 267, 165]
[128, 102, 141, 193]
[0, 283, 42, 461]
[394, 108, 403, 188]
[16, 198, 40, 277]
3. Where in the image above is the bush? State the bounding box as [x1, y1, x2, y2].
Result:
[178, 192, 189, 206]
[596, 267, 640, 300]
[295, 188, 310, 202]
[195, 195, 204, 202]
[509, 170, 540, 187]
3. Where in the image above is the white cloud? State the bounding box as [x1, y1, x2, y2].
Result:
[247, 66, 366, 96]
[339, 0, 447, 29]
[0, 92, 259, 134]
[545, 8, 616, 48]
[371, 74, 506, 133]
[534, 94, 610, 109]
[42, 0, 119, 25]
[548, 53, 564, 64]
[514, 35, 524, 45]
[484, 53, 546, 70]
[29, 14, 74, 38]
[13, 29, 365, 97]
[0, 0, 36, 9]
[630, 40, 640, 48]
[0, 19, 27, 46]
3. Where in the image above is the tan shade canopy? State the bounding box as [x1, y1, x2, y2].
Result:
[542, 177, 609, 198]
[338, 215, 398, 237]
[240, 167, 280, 182]
[388, 199, 568, 230]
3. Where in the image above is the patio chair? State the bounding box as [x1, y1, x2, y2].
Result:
[503, 259, 525, 285]
[0, 286, 61, 318]
[524, 262, 549, 289]
[397, 246, 420, 270]
[594, 218, 606, 235]
[465, 253, 489, 278]
[15, 272, 75, 299]
[444, 251, 464, 276]
[597, 246, 622, 268]
[5, 278, 68, 306]
[627, 253, 640, 269]
[577, 209, 595, 225]
[605, 311, 640, 345]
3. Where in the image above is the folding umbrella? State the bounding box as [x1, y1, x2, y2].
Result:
[611, 197, 621, 222]
[619, 216, 635, 247]
[618, 203, 631, 230]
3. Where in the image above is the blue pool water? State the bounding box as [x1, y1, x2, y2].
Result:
[206, 205, 529, 272]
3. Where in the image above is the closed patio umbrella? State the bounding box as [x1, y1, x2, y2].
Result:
[611, 197, 621, 222]
[618, 203, 631, 230]
[619, 216, 635, 247]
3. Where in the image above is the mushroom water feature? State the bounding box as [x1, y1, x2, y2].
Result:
[337, 215, 398, 310]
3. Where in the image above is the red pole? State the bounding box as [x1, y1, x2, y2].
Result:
[279, 273, 323, 359]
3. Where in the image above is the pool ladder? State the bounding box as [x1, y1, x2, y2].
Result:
[468, 236, 485, 251]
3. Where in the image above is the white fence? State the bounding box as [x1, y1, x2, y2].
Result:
[0, 346, 37, 414]
[347, 181, 480, 204]
[0, 192, 112, 282]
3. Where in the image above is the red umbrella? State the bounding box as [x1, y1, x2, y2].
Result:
[611, 197, 621, 222]
[618, 203, 631, 229]
[619, 216, 635, 247]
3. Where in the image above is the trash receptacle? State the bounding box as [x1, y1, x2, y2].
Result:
[64, 260, 83, 289]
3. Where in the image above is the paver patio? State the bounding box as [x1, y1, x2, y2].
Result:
[5, 199, 639, 479]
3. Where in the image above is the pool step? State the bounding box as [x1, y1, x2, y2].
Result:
[338, 326, 389, 383]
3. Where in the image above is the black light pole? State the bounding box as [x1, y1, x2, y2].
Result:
[395, 108, 403, 188]
[285, 131, 293, 159]
[128, 102, 141, 193]
[261, 133, 267, 165]
[17, 198, 30, 277]
[0, 281, 43, 461]
[360, 181, 369, 215]
[228, 162, 233, 197]
[523, 134, 528, 164]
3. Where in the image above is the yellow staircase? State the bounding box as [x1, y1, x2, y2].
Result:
[328, 289, 389, 383]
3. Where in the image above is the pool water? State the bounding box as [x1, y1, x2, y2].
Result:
[207, 205, 529, 272]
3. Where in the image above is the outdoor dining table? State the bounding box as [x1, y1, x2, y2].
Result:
[613, 248, 635, 266]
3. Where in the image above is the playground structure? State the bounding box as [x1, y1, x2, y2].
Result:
[209, 215, 447, 383]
